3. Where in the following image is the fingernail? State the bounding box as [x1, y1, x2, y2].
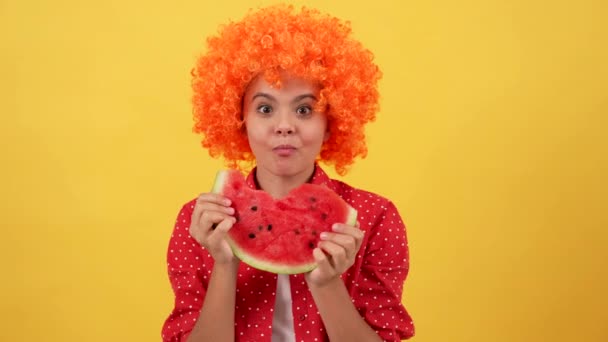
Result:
[320, 232, 329, 240]
[226, 207, 235, 214]
[332, 224, 341, 232]
[224, 199, 231, 205]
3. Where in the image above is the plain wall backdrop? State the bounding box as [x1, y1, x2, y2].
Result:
[1, 0, 606, 341]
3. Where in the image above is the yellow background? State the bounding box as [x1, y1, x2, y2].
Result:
[1, 0, 606, 341]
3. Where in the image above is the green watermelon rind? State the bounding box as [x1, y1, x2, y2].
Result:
[211, 170, 358, 274]
[211, 170, 228, 194]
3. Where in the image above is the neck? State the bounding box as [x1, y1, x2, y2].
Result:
[255, 164, 316, 199]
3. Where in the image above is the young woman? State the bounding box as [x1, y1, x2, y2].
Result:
[162, 5, 415, 341]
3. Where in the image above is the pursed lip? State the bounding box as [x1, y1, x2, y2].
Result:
[273, 144, 296, 151]
[272, 144, 297, 156]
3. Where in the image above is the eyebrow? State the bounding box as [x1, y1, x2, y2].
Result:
[251, 93, 317, 103]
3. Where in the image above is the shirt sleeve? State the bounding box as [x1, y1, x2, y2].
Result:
[353, 200, 415, 341]
[161, 201, 208, 342]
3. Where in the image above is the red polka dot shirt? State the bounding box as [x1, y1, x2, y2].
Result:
[162, 166, 415, 341]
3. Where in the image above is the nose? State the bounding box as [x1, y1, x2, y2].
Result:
[274, 112, 295, 135]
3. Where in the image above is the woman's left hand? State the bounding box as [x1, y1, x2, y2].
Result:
[305, 222, 364, 288]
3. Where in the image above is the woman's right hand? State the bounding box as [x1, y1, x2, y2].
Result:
[189, 193, 238, 265]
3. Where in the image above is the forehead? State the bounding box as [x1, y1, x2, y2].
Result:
[244, 73, 320, 100]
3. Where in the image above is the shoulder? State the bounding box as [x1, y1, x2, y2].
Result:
[168, 198, 199, 239]
[328, 178, 403, 227]
[329, 178, 391, 207]
[330, 179, 410, 270]
[174, 197, 198, 219]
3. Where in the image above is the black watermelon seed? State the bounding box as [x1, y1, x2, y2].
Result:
[311, 230, 317, 235]
[267, 224, 272, 231]
[258, 225, 263, 231]
[308, 241, 315, 249]
[248, 233, 256, 239]
[321, 213, 328, 220]
[251, 206, 258, 211]
[294, 229, 300, 235]
[310, 197, 317, 202]
[211, 223, 218, 230]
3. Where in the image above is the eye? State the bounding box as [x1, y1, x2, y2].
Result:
[296, 105, 312, 116]
[257, 105, 273, 114]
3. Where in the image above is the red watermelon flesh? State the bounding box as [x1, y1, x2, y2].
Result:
[211, 170, 358, 274]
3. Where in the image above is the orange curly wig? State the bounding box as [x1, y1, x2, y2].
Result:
[191, 4, 382, 175]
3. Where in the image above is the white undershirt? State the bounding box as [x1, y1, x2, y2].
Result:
[271, 274, 296, 342]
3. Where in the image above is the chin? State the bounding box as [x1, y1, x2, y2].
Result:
[268, 158, 308, 177]
[271, 162, 299, 176]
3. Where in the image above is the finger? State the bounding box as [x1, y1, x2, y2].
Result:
[197, 193, 232, 206]
[320, 232, 356, 259]
[332, 223, 364, 239]
[312, 247, 335, 276]
[206, 217, 236, 248]
[332, 223, 365, 250]
[197, 202, 235, 216]
[199, 210, 232, 232]
[190, 211, 231, 244]
[318, 241, 348, 271]
[192, 194, 231, 221]
[191, 200, 205, 228]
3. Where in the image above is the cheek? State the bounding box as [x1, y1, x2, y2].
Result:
[301, 122, 329, 145]
[244, 119, 265, 146]
[245, 125, 257, 144]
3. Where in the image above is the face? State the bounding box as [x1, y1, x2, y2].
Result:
[243, 73, 329, 179]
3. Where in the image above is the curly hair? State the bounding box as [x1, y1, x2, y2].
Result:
[191, 4, 382, 175]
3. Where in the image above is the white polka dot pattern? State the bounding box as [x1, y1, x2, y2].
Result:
[161, 166, 414, 341]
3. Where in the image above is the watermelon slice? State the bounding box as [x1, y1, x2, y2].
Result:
[211, 170, 358, 274]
